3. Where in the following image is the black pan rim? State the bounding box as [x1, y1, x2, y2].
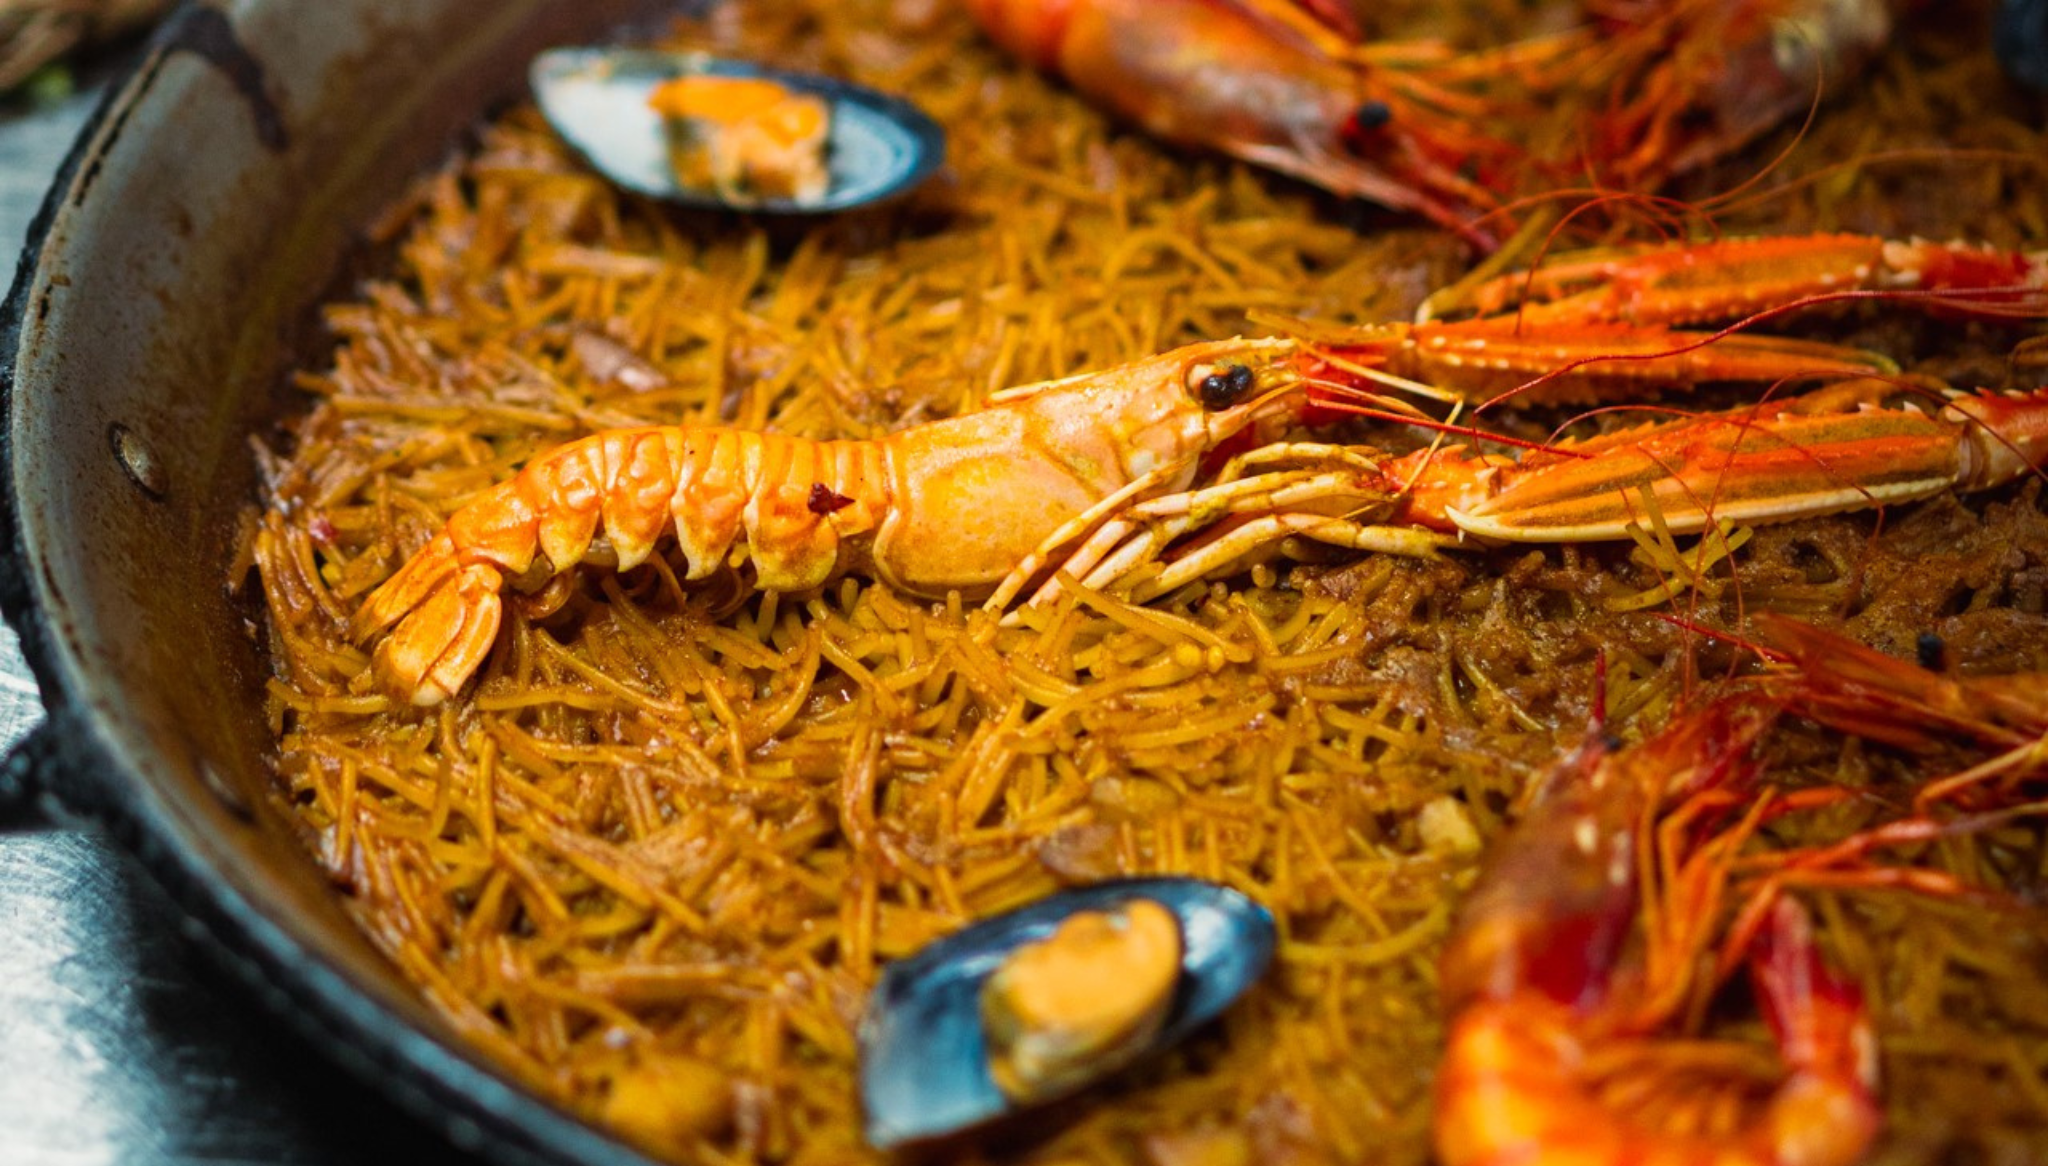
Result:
[0, 6, 659, 1165]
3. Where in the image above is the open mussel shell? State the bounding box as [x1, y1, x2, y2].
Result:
[856, 878, 1276, 1150]
[529, 47, 945, 213]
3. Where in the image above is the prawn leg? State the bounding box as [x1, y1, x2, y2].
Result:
[1740, 898, 1884, 1166]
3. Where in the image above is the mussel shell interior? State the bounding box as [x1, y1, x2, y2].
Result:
[529, 47, 946, 213]
[857, 878, 1277, 1149]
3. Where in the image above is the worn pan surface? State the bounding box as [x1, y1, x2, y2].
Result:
[0, 2, 681, 1162]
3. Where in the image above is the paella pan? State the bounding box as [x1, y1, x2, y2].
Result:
[10, 1, 2048, 1165]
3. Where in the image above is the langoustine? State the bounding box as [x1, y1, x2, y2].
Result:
[990, 232, 2048, 608]
[348, 338, 1361, 705]
[349, 232, 2048, 706]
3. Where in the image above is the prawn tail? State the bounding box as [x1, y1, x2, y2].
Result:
[349, 468, 550, 707]
[349, 532, 463, 644]
[349, 430, 638, 706]
[1747, 897, 1881, 1166]
[349, 425, 883, 706]
[372, 555, 507, 708]
[351, 527, 515, 708]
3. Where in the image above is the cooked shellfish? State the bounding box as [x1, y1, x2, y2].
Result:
[530, 47, 944, 212]
[856, 878, 1275, 1149]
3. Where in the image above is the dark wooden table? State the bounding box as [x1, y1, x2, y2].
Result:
[0, 64, 478, 1166]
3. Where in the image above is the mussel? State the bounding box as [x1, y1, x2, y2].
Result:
[529, 47, 945, 213]
[856, 878, 1276, 1149]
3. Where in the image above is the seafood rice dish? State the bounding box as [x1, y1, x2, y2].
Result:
[250, 1, 2048, 1163]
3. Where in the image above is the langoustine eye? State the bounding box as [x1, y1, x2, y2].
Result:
[1193, 362, 1257, 410]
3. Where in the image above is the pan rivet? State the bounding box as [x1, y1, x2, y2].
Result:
[109, 423, 167, 500]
